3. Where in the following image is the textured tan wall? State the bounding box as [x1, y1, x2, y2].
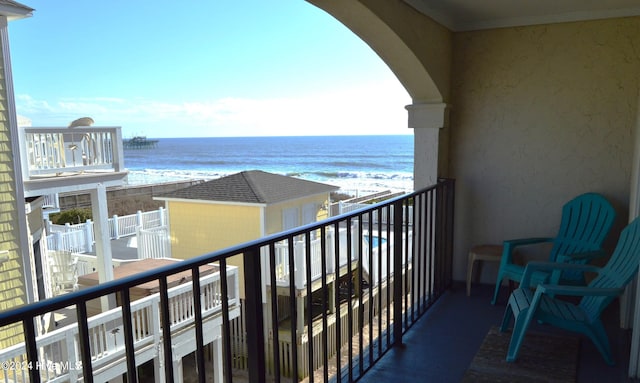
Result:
[450, 17, 640, 282]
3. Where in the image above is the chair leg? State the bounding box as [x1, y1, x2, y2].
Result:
[500, 303, 513, 332]
[467, 255, 475, 297]
[506, 310, 533, 362]
[491, 271, 504, 305]
[589, 321, 615, 366]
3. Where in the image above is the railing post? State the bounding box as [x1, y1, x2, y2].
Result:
[84, 219, 93, 252]
[295, 241, 305, 289]
[392, 199, 404, 346]
[243, 246, 266, 383]
[54, 231, 63, 251]
[113, 215, 119, 239]
[159, 206, 166, 226]
[136, 226, 144, 260]
[444, 180, 455, 286]
[136, 210, 143, 229]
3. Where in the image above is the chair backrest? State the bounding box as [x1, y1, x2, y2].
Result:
[581, 216, 640, 319]
[550, 193, 616, 262]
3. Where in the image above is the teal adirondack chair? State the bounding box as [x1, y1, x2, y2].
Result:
[500, 215, 640, 365]
[491, 193, 616, 305]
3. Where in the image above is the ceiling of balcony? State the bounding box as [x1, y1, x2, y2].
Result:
[403, 0, 640, 31]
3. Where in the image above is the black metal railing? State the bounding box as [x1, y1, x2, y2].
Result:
[0, 179, 454, 383]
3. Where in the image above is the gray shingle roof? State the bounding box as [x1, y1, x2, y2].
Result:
[156, 170, 338, 204]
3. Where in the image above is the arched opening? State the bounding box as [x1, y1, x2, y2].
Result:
[307, 0, 453, 187]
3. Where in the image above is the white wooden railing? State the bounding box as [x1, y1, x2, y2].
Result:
[264, 224, 413, 290]
[42, 193, 60, 210]
[46, 208, 167, 252]
[333, 203, 414, 225]
[0, 264, 239, 383]
[109, 208, 167, 239]
[21, 126, 124, 179]
[137, 226, 171, 260]
[46, 228, 91, 253]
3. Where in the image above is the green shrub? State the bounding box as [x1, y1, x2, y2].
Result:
[50, 208, 93, 224]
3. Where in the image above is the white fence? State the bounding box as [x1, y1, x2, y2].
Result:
[0, 264, 239, 383]
[262, 223, 413, 291]
[46, 228, 91, 253]
[22, 126, 124, 177]
[46, 208, 167, 253]
[42, 193, 60, 210]
[137, 226, 171, 260]
[332, 202, 414, 225]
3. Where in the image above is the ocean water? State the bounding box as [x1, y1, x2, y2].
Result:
[123, 135, 414, 195]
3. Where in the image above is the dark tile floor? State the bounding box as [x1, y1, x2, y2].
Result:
[357, 282, 636, 383]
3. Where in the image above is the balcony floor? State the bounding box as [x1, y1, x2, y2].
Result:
[358, 282, 635, 383]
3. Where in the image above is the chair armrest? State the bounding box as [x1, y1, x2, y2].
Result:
[520, 261, 602, 289]
[504, 237, 555, 247]
[537, 283, 624, 298]
[500, 237, 555, 266]
[557, 249, 607, 262]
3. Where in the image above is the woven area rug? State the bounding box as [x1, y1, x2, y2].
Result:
[462, 326, 580, 382]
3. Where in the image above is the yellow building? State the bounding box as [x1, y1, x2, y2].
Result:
[155, 170, 338, 296]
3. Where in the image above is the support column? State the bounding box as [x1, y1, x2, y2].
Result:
[626, 87, 640, 378]
[213, 337, 223, 383]
[173, 356, 183, 383]
[406, 103, 450, 190]
[90, 183, 116, 311]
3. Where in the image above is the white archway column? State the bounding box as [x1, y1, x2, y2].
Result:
[406, 103, 450, 189]
[626, 85, 640, 378]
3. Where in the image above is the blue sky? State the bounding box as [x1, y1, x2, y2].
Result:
[8, 1, 411, 138]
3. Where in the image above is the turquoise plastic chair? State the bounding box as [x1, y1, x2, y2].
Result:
[491, 193, 616, 305]
[500, 215, 640, 365]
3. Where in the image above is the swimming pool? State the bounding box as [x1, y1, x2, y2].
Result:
[365, 235, 387, 247]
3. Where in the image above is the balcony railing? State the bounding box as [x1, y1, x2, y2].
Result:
[20, 126, 125, 179]
[46, 208, 168, 253]
[0, 179, 455, 383]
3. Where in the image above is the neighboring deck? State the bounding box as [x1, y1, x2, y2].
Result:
[358, 282, 633, 383]
[20, 126, 128, 196]
[0, 262, 240, 383]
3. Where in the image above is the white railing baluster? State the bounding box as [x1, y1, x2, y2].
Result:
[0, 264, 239, 382]
[23, 127, 123, 176]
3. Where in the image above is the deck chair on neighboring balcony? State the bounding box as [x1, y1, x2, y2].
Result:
[500, 215, 640, 365]
[491, 193, 616, 305]
[49, 250, 78, 294]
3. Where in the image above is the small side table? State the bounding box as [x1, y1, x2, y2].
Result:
[467, 244, 503, 296]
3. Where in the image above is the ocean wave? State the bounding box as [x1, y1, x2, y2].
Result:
[125, 168, 413, 194]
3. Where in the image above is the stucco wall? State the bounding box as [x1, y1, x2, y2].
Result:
[449, 17, 640, 282]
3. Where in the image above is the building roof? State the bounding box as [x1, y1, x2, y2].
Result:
[0, 0, 34, 20]
[156, 170, 339, 205]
